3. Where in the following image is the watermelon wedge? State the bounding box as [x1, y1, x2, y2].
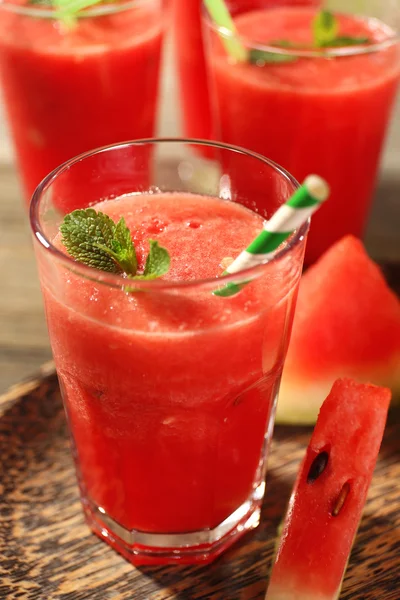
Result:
[266, 378, 391, 600]
[277, 235, 400, 424]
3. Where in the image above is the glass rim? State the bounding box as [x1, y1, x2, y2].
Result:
[30, 137, 308, 292]
[0, 0, 149, 19]
[202, 6, 399, 59]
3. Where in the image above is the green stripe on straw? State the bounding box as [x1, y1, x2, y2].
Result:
[214, 175, 330, 297]
[204, 0, 248, 62]
[247, 231, 288, 255]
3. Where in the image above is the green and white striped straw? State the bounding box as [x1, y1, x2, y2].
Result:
[203, 0, 248, 62]
[214, 175, 330, 297]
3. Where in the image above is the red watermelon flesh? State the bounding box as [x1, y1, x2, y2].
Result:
[266, 378, 391, 600]
[277, 235, 400, 424]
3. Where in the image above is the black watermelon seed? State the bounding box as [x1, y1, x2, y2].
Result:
[307, 451, 329, 483]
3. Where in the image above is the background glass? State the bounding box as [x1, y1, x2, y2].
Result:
[172, 0, 321, 156]
[172, 0, 214, 153]
[0, 0, 164, 204]
[203, 0, 400, 264]
[30, 138, 307, 565]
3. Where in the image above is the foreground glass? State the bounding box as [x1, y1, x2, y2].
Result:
[0, 0, 164, 203]
[30, 139, 307, 565]
[203, 0, 400, 264]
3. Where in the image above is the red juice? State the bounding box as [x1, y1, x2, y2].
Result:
[0, 2, 164, 203]
[206, 7, 400, 263]
[172, 0, 319, 156]
[40, 191, 304, 563]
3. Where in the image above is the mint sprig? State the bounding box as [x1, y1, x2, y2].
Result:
[60, 208, 170, 281]
[313, 10, 369, 48]
[249, 10, 371, 65]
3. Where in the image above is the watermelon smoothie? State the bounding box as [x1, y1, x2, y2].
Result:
[0, 0, 164, 205]
[172, 0, 319, 156]
[31, 139, 307, 564]
[205, 5, 400, 263]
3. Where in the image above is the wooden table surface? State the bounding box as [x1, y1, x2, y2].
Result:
[0, 163, 399, 394]
[0, 166, 52, 393]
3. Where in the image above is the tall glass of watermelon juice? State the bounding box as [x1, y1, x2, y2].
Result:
[203, 1, 400, 264]
[171, 0, 319, 157]
[30, 139, 307, 565]
[0, 0, 164, 206]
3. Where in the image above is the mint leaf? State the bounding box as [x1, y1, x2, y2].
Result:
[60, 209, 120, 273]
[110, 217, 138, 276]
[313, 11, 371, 49]
[144, 240, 170, 278]
[130, 240, 170, 281]
[60, 208, 137, 275]
[313, 10, 338, 47]
[124, 240, 171, 292]
[249, 48, 297, 65]
[320, 35, 369, 47]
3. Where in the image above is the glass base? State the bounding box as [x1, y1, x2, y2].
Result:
[82, 482, 265, 565]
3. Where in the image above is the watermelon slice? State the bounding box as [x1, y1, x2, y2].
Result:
[277, 235, 400, 424]
[266, 378, 391, 600]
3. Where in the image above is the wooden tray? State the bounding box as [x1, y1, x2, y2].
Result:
[1, 264, 399, 600]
